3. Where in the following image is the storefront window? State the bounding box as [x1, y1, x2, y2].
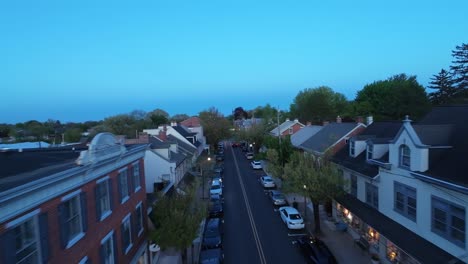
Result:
[386, 241, 399, 263]
[366, 227, 380, 251]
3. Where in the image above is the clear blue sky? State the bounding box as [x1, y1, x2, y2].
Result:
[1, 1, 467, 124]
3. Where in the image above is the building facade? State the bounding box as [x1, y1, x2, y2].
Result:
[0, 133, 149, 264]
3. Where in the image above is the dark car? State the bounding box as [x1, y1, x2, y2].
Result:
[213, 164, 224, 174]
[295, 236, 337, 264]
[269, 190, 287, 206]
[209, 200, 224, 218]
[199, 248, 224, 264]
[216, 154, 224, 162]
[203, 218, 223, 249]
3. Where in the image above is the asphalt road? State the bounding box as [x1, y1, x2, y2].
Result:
[221, 143, 308, 264]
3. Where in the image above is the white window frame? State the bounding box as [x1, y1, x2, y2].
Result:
[367, 143, 373, 160]
[63, 194, 85, 248]
[13, 215, 41, 264]
[97, 179, 112, 221]
[365, 182, 379, 209]
[431, 196, 466, 248]
[133, 162, 141, 192]
[119, 169, 129, 204]
[349, 141, 355, 156]
[394, 182, 417, 221]
[399, 144, 411, 168]
[122, 214, 133, 254]
[135, 202, 144, 237]
[101, 231, 115, 264]
[288, 127, 293, 134]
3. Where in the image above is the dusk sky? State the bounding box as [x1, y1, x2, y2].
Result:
[1, 1, 467, 124]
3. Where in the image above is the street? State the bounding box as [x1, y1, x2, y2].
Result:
[220, 143, 308, 264]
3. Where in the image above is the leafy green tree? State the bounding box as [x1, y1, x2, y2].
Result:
[0, 124, 11, 138]
[102, 114, 136, 137]
[268, 151, 344, 234]
[235, 120, 270, 153]
[64, 128, 83, 142]
[233, 107, 248, 120]
[354, 74, 430, 121]
[428, 69, 456, 105]
[264, 135, 293, 166]
[199, 107, 231, 147]
[171, 114, 190, 123]
[149, 183, 206, 250]
[290, 86, 348, 124]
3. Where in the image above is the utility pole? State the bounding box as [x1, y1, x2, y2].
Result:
[277, 106, 282, 166]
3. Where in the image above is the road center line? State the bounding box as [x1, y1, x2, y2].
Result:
[231, 146, 267, 264]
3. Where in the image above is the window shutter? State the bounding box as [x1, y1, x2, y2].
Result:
[0, 228, 15, 263]
[95, 185, 101, 221]
[39, 213, 50, 263]
[58, 203, 69, 248]
[80, 192, 88, 232]
[117, 174, 122, 202]
[109, 179, 114, 210]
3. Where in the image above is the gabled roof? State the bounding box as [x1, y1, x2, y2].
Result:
[149, 136, 171, 149]
[332, 122, 401, 177]
[299, 122, 364, 154]
[167, 134, 196, 156]
[413, 124, 453, 146]
[180, 116, 201, 127]
[412, 105, 468, 187]
[170, 151, 186, 165]
[290, 125, 323, 147]
[270, 119, 304, 136]
[172, 125, 197, 137]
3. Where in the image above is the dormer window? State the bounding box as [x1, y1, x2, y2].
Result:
[400, 145, 411, 168]
[288, 127, 293, 134]
[367, 144, 373, 160]
[350, 141, 355, 156]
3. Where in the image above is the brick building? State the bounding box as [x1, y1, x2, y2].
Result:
[0, 133, 149, 264]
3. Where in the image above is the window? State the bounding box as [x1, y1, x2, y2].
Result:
[394, 182, 417, 221]
[96, 178, 112, 221]
[119, 169, 129, 203]
[14, 218, 40, 263]
[367, 144, 373, 160]
[365, 183, 378, 209]
[121, 215, 133, 254]
[135, 203, 144, 237]
[59, 192, 87, 248]
[350, 141, 355, 156]
[350, 175, 357, 197]
[288, 127, 293, 134]
[399, 145, 411, 168]
[431, 196, 465, 248]
[100, 231, 115, 264]
[133, 163, 141, 192]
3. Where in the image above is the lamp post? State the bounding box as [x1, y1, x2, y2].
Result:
[202, 157, 211, 199]
[303, 185, 307, 221]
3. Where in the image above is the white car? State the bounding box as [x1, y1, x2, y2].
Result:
[251, 160, 262, 170]
[260, 176, 276, 188]
[210, 179, 223, 196]
[245, 152, 254, 160]
[279, 206, 305, 230]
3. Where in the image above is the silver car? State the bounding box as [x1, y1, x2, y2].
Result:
[269, 190, 287, 206]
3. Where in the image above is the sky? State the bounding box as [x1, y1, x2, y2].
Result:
[1, 1, 467, 124]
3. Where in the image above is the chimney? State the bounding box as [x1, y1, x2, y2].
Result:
[356, 116, 364, 124]
[294, 118, 299, 122]
[336, 115, 342, 123]
[158, 129, 167, 141]
[171, 121, 177, 127]
[286, 118, 290, 122]
[322, 121, 329, 126]
[366, 116, 374, 126]
[306, 121, 312, 126]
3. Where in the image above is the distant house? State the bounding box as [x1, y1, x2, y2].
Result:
[270, 118, 305, 137]
[331, 106, 468, 264]
[180, 116, 207, 153]
[233, 118, 264, 131]
[0, 133, 149, 264]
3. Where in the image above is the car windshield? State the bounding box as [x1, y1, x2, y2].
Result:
[290, 214, 301, 220]
[273, 194, 285, 199]
[211, 184, 220, 190]
[264, 178, 272, 182]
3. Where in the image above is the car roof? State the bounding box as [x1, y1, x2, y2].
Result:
[262, 176, 273, 180]
[212, 179, 221, 185]
[270, 190, 283, 195]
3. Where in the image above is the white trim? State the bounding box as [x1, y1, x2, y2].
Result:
[125, 243, 133, 254]
[61, 189, 82, 202]
[100, 210, 112, 221]
[101, 230, 114, 244]
[136, 201, 143, 208]
[5, 208, 40, 228]
[132, 161, 140, 166]
[96, 175, 110, 184]
[134, 186, 142, 192]
[78, 256, 89, 264]
[122, 213, 131, 223]
[66, 232, 85, 249]
[119, 167, 128, 173]
[121, 196, 130, 204]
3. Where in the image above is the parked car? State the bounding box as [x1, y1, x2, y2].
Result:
[202, 218, 223, 249]
[199, 248, 224, 264]
[251, 160, 262, 170]
[212, 175, 223, 185]
[216, 154, 224, 161]
[213, 164, 224, 174]
[210, 180, 223, 196]
[245, 152, 254, 160]
[260, 176, 276, 189]
[279, 206, 305, 230]
[209, 200, 224, 218]
[295, 235, 337, 264]
[269, 190, 287, 206]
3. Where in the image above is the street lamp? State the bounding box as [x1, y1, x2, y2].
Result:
[303, 185, 307, 221]
[202, 156, 211, 199]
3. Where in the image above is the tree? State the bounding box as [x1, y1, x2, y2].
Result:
[354, 74, 430, 120]
[268, 151, 344, 234]
[149, 183, 206, 251]
[235, 120, 270, 153]
[264, 135, 293, 166]
[289, 86, 348, 124]
[233, 107, 248, 120]
[0, 124, 11, 138]
[171, 114, 190, 123]
[102, 114, 136, 137]
[199, 107, 231, 146]
[64, 128, 83, 142]
[450, 43, 468, 102]
[427, 69, 456, 105]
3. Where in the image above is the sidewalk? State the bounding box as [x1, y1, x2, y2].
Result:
[285, 194, 372, 264]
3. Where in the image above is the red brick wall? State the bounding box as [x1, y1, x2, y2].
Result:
[1, 157, 147, 264]
[280, 123, 304, 136]
[329, 125, 366, 154]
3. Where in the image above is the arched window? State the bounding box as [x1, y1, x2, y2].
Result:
[400, 145, 411, 168]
